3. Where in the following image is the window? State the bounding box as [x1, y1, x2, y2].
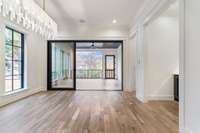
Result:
[51, 45, 57, 80]
[52, 45, 66, 80]
[5, 27, 24, 92]
[106, 56, 115, 70]
[76, 51, 103, 70]
[61, 50, 65, 78]
[105, 55, 115, 79]
[76, 51, 103, 79]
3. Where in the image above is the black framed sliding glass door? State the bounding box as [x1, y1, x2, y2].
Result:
[47, 41, 76, 90]
[47, 40, 123, 91]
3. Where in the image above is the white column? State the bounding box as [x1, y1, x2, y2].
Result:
[135, 24, 146, 102]
[0, 16, 5, 95]
[102, 52, 105, 79]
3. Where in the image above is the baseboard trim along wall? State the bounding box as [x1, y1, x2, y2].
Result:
[136, 94, 148, 103]
[147, 95, 174, 101]
[0, 88, 46, 107]
[185, 127, 193, 133]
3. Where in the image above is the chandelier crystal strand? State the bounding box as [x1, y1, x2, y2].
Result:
[16, 1, 22, 24]
[0, 0, 3, 13]
[0, 0, 57, 39]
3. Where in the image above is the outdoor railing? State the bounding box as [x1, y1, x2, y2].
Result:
[52, 69, 106, 79]
[76, 69, 103, 79]
[52, 70, 73, 80]
[105, 69, 115, 79]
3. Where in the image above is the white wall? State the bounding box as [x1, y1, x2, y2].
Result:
[184, 0, 200, 132]
[144, 4, 179, 100]
[0, 15, 47, 106]
[57, 26, 128, 39]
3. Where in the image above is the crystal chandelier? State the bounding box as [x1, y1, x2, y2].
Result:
[0, 0, 57, 39]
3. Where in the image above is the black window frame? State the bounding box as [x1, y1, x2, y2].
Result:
[5, 26, 24, 92]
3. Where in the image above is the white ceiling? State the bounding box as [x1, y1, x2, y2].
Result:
[34, 0, 146, 34]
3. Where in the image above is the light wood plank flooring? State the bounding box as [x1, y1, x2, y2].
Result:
[0, 91, 178, 133]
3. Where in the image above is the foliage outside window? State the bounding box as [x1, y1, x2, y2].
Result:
[5, 27, 24, 92]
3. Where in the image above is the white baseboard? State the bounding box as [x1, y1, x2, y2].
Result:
[148, 95, 174, 101]
[136, 94, 148, 103]
[124, 88, 136, 92]
[0, 88, 46, 107]
[184, 127, 192, 133]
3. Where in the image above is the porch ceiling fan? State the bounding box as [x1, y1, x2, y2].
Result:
[90, 43, 96, 49]
[90, 42, 103, 49]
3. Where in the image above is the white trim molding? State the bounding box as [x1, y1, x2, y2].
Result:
[56, 35, 128, 41]
[148, 95, 174, 101]
[179, 0, 185, 132]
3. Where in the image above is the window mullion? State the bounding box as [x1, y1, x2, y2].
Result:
[11, 29, 14, 91]
[21, 33, 24, 89]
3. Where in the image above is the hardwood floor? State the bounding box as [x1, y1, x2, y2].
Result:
[0, 91, 178, 133]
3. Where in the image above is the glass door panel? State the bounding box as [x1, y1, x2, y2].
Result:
[48, 41, 75, 90]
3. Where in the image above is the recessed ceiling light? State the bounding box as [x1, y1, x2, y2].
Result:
[112, 19, 117, 24]
[80, 19, 86, 23]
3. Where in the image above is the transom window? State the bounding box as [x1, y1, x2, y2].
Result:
[5, 27, 24, 92]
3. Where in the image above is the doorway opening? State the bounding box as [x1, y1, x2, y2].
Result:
[76, 41, 123, 91]
[136, 0, 180, 131]
[47, 40, 123, 91]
